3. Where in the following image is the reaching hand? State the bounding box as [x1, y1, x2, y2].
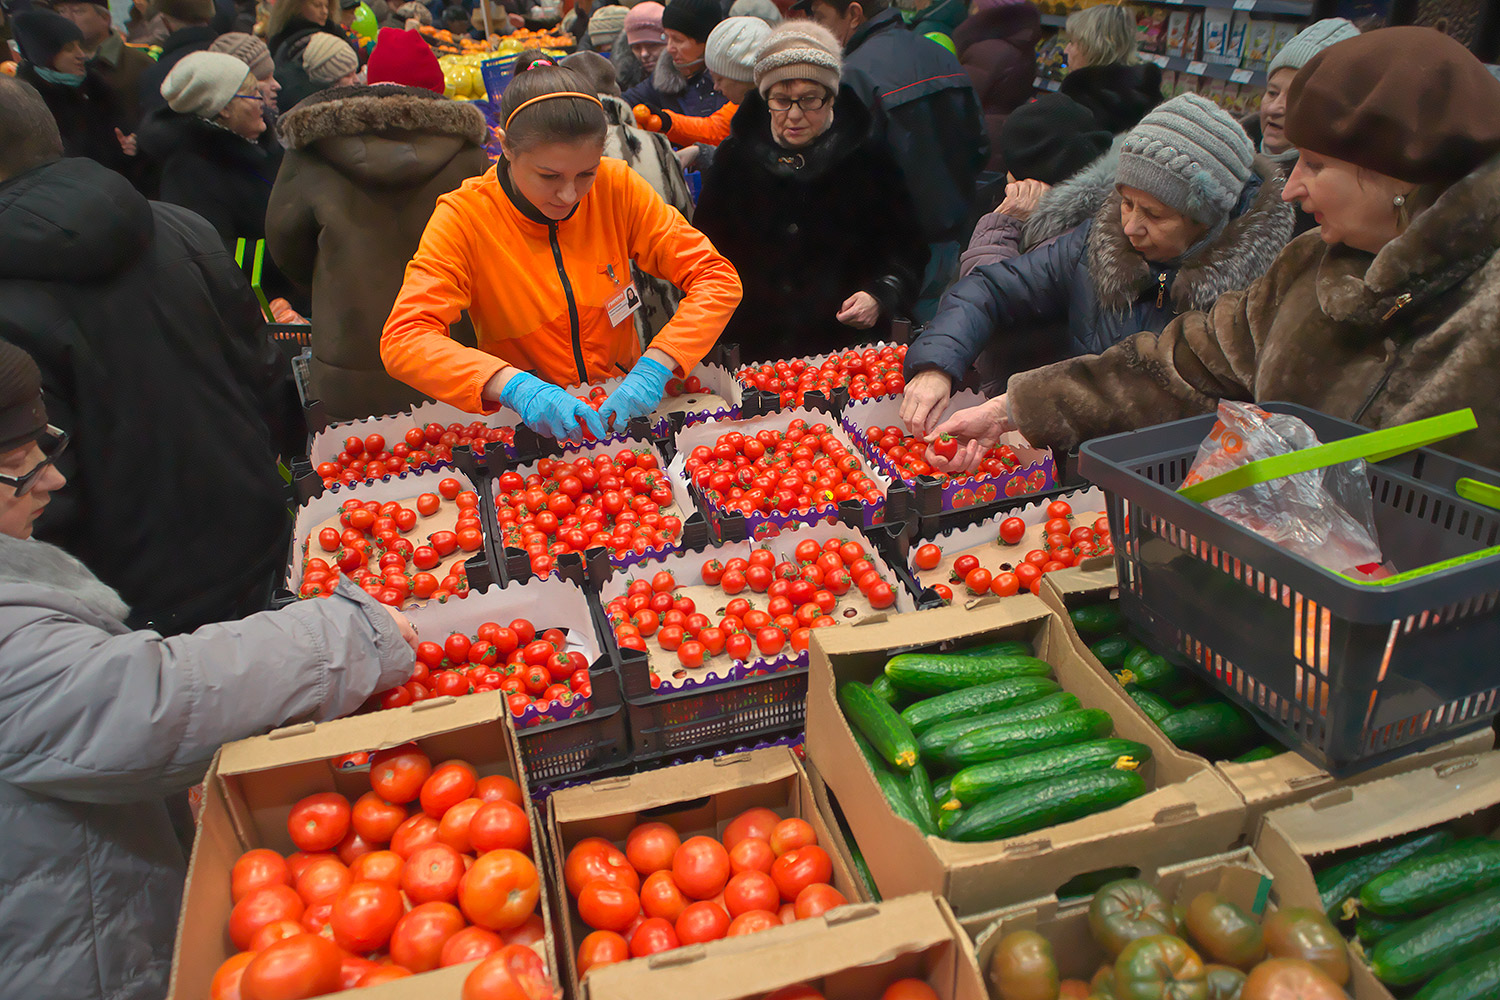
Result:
[900, 369, 954, 439]
[995, 178, 1050, 221]
[675, 143, 700, 169]
[378, 604, 419, 651]
[498, 370, 607, 443]
[115, 128, 137, 157]
[927, 395, 1016, 473]
[836, 291, 881, 330]
[598, 355, 672, 432]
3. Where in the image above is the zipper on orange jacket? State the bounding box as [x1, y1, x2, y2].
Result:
[548, 220, 588, 384]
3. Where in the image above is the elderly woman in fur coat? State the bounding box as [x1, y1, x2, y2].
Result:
[909, 28, 1500, 475]
[904, 94, 1294, 430]
[266, 81, 490, 421]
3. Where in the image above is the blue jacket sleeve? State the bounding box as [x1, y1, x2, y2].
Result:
[904, 221, 1089, 383]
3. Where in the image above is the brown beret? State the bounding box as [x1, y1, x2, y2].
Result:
[1284, 26, 1500, 185]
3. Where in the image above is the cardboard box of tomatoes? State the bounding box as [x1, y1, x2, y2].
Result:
[1039, 567, 1498, 839]
[543, 746, 865, 1000]
[585, 892, 987, 1000]
[168, 693, 559, 1000]
[804, 596, 1247, 920]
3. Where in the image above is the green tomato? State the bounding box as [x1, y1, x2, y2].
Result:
[1089, 879, 1180, 957]
[1114, 935, 1208, 1000]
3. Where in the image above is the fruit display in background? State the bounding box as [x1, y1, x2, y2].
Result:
[685, 418, 884, 519]
[735, 345, 907, 407]
[211, 746, 546, 999]
[313, 425, 514, 491]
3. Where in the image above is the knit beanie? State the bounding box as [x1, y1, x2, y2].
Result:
[304, 32, 359, 82]
[706, 16, 770, 83]
[661, 0, 720, 43]
[0, 340, 48, 457]
[1285, 26, 1500, 185]
[753, 19, 841, 97]
[366, 25, 443, 91]
[150, 0, 215, 22]
[588, 5, 629, 48]
[395, 2, 433, 25]
[624, 1, 664, 44]
[1114, 93, 1255, 227]
[1266, 17, 1358, 77]
[209, 32, 274, 80]
[12, 9, 83, 68]
[727, 0, 780, 26]
[1000, 93, 1112, 185]
[162, 50, 252, 116]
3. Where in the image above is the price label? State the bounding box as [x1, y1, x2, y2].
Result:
[1145, 53, 1168, 67]
[1233, 0, 1256, 10]
[1230, 68, 1254, 83]
[1187, 61, 1207, 75]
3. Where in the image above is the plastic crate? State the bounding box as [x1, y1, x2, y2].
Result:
[1077, 403, 1500, 775]
[620, 649, 809, 758]
[516, 664, 632, 784]
[291, 349, 328, 437]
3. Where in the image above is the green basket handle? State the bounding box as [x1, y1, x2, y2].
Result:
[1177, 409, 1478, 504]
[1456, 477, 1500, 511]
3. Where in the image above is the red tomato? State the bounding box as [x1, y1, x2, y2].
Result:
[238, 933, 342, 1000]
[628, 917, 680, 957]
[402, 842, 466, 905]
[438, 478, 462, 500]
[998, 517, 1027, 545]
[991, 572, 1021, 597]
[675, 901, 731, 944]
[626, 821, 681, 875]
[460, 944, 553, 1000]
[564, 837, 639, 897]
[769, 818, 818, 855]
[729, 837, 776, 875]
[329, 880, 403, 953]
[229, 884, 306, 952]
[672, 836, 731, 900]
[793, 883, 848, 919]
[459, 849, 540, 931]
[476, 774, 525, 806]
[349, 850, 404, 886]
[286, 793, 351, 853]
[469, 800, 532, 855]
[441, 926, 505, 968]
[771, 846, 833, 902]
[350, 792, 406, 846]
[294, 856, 350, 907]
[421, 760, 478, 818]
[210, 952, 255, 1000]
[724, 808, 780, 850]
[437, 797, 485, 854]
[723, 870, 781, 916]
[640, 869, 690, 922]
[964, 567, 993, 596]
[578, 930, 631, 977]
[389, 901, 467, 974]
[231, 849, 292, 903]
[390, 813, 440, 859]
[577, 878, 641, 932]
[882, 980, 941, 1000]
[371, 747, 432, 804]
[250, 919, 305, 952]
[417, 493, 441, 517]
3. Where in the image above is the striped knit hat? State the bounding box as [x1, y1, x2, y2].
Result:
[1114, 93, 1255, 227]
[753, 20, 841, 97]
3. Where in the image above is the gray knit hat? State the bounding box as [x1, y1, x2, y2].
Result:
[209, 32, 273, 80]
[162, 51, 253, 117]
[303, 32, 359, 83]
[1267, 17, 1359, 77]
[728, 0, 780, 25]
[707, 16, 771, 83]
[754, 20, 841, 97]
[1114, 93, 1255, 228]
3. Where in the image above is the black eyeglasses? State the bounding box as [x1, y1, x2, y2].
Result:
[0, 425, 69, 496]
[767, 94, 830, 113]
[232, 93, 266, 103]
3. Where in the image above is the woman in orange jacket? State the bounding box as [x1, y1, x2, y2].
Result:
[381, 62, 742, 441]
[633, 17, 772, 148]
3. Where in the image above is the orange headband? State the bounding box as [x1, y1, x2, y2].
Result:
[504, 91, 605, 129]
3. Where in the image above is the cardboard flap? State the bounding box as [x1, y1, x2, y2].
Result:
[551, 747, 798, 823]
[812, 597, 1054, 655]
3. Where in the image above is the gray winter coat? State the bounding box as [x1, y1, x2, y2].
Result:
[906, 155, 1293, 381]
[0, 534, 414, 1000]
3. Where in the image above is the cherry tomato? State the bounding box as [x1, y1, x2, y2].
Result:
[913, 544, 942, 571]
[998, 517, 1026, 546]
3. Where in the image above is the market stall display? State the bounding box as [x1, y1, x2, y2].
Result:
[734, 344, 909, 408]
[563, 362, 743, 437]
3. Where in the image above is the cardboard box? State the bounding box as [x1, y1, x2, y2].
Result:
[586, 893, 986, 1000]
[806, 597, 1246, 919]
[167, 694, 560, 1000]
[545, 747, 864, 1000]
[1039, 568, 1495, 836]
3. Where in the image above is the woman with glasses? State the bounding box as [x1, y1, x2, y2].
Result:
[137, 51, 295, 303]
[0, 337, 418, 1000]
[694, 21, 927, 364]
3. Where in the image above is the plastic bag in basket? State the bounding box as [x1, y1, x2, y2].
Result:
[1179, 402, 1383, 572]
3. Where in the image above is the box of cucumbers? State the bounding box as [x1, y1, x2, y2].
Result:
[805, 595, 1247, 919]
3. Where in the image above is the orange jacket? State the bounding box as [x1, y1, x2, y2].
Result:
[381, 158, 741, 413]
[666, 102, 737, 147]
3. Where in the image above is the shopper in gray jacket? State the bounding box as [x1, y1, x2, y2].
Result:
[0, 336, 417, 1000]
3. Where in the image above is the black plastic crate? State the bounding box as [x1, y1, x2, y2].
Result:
[627, 725, 803, 772]
[291, 349, 328, 439]
[1078, 403, 1500, 775]
[516, 662, 632, 785]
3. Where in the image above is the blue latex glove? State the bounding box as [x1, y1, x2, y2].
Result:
[498, 371, 607, 443]
[598, 356, 673, 432]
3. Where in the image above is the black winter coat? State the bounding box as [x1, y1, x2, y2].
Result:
[906, 157, 1294, 380]
[272, 19, 354, 112]
[0, 157, 293, 634]
[137, 24, 220, 116]
[841, 8, 989, 244]
[17, 64, 133, 179]
[1058, 61, 1163, 134]
[695, 90, 929, 364]
[954, 3, 1040, 174]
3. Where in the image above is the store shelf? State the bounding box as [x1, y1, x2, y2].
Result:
[1141, 50, 1266, 86]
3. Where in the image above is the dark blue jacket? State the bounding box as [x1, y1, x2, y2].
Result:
[841, 7, 987, 243]
[622, 64, 726, 118]
[905, 160, 1294, 381]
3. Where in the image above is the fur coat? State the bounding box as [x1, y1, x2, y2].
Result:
[1008, 150, 1500, 470]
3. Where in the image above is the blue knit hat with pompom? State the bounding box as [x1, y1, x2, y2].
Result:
[1114, 93, 1255, 227]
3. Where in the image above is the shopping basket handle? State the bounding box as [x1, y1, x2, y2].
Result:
[1177, 409, 1477, 504]
[1456, 477, 1500, 511]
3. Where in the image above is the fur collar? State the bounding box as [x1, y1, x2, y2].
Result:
[1086, 155, 1294, 313]
[277, 85, 489, 150]
[1317, 151, 1500, 326]
[1022, 136, 1123, 249]
[0, 534, 129, 623]
[652, 53, 688, 96]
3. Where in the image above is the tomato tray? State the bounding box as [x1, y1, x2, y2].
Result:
[731, 341, 910, 416]
[840, 391, 1056, 518]
[561, 360, 744, 438]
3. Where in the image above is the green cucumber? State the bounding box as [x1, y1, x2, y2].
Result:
[949, 738, 1152, 805]
[884, 652, 1053, 696]
[1157, 676, 1214, 706]
[943, 769, 1147, 842]
[899, 676, 1062, 734]
[1357, 911, 1412, 945]
[839, 682, 919, 772]
[1114, 654, 1178, 691]
[1412, 944, 1500, 1000]
[1371, 886, 1500, 986]
[873, 768, 934, 834]
[946, 639, 1035, 658]
[1315, 829, 1457, 915]
[1232, 745, 1282, 763]
[918, 692, 1082, 762]
[846, 838, 880, 902]
[1361, 839, 1500, 917]
[1070, 604, 1125, 639]
[870, 674, 901, 707]
[851, 728, 885, 775]
[932, 777, 961, 813]
[905, 761, 937, 829]
[1123, 685, 1174, 725]
[1090, 635, 1132, 669]
[1123, 645, 1155, 673]
[937, 805, 964, 833]
[1160, 702, 1258, 758]
[941, 708, 1115, 769]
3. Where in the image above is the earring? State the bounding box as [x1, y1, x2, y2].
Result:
[1393, 192, 1410, 230]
